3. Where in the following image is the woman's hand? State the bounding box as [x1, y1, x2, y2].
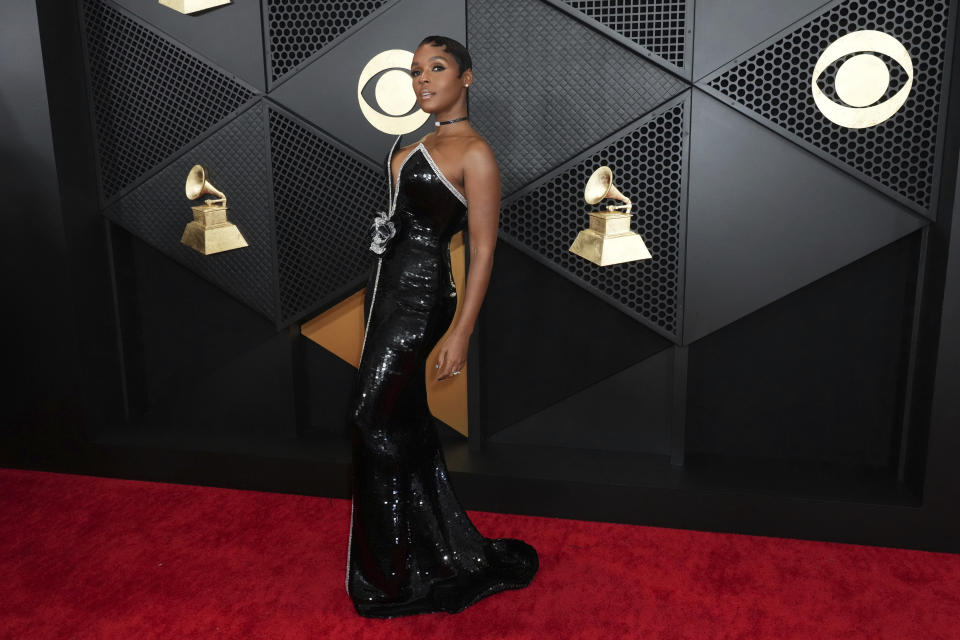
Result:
[435, 330, 469, 381]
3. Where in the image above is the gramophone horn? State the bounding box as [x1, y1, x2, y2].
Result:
[584, 165, 630, 209]
[185, 164, 226, 203]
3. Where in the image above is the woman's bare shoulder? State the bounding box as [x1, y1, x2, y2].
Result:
[462, 133, 496, 162]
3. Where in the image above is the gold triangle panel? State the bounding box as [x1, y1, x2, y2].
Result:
[300, 289, 366, 368]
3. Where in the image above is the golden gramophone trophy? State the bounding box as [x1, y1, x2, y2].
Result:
[569, 166, 651, 266]
[181, 164, 248, 255]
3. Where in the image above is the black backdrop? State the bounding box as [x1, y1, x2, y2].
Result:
[4, 0, 960, 553]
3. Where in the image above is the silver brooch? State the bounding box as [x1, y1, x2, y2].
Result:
[369, 212, 396, 255]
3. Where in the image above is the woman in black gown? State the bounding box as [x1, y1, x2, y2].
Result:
[345, 35, 539, 618]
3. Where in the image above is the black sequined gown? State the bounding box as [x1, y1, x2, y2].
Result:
[345, 136, 538, 618]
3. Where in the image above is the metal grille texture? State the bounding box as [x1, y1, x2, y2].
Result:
[266, 0, 387, 84]
[80, 0, 255, 202]
[103, 102, 278, 320]
[705, 0, 950, 213]
[269, 108, 386, 324]
[500, 98, 687, 336]
[469, 0, 688, 197]
[563, 0, 687, 68]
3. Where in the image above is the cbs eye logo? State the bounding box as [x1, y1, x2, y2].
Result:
[357, 49, 430, 135]
[811, 30, 913, 129]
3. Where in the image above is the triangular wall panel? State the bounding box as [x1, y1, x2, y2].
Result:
[683, 90, 926, 343]
[482, 242, 672, 436]
[103, 101, 277, 321]
[469, 0, 689, 196]
[80, 0, 258, 203]
[500, 95, 689, 340]
[267, 0, 464, 164]
[107, 0, 267, 91]
[265, 0, 390, 87]
[692, 0, 830, 80]
[686, 233, 920, 466]
[268, 106, 387, 324]
[562, 0, 691, 73]
[490, 348, 674, 454]
[697, 0, 951, 215]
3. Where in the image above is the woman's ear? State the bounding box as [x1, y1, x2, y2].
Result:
[462, 69, 474, 88]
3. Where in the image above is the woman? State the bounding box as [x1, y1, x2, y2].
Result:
[345, 35, 539, 618]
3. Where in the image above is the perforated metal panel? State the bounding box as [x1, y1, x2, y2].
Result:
[500, 97, 688, 337]
[265, 0, 388, 85]
[269, 108, 387, 324]
[469, 0, 688, 197]
[702, 0, 950, 213]
[563, 0, 688, 69]
[80, 0, 256, 202]
[102, 102, 278, 320]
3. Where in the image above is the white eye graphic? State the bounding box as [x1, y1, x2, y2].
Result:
[357, 50, 430, 134]
[811, 30, 913, 129]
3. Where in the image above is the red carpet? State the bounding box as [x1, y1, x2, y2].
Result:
[1, 468, 959, 639]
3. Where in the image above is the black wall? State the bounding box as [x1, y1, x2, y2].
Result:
[4, 0, 960, 553]
[2, 0, 86, 444]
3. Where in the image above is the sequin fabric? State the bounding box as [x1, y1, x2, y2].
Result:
[346, 137, 539, 618]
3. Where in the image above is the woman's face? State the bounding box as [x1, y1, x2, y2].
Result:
[410, 43, 471, 113]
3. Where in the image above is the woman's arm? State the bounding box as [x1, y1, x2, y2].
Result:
[434, 139, 500, 381]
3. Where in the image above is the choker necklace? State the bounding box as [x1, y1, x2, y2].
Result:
[435, 116, 468, 126]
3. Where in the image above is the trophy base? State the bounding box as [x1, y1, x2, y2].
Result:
[181, 222, 248, 255]
[181, 205, 248, 255]
[159, 0, 231, 14]
[569, 229, 651, 266]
